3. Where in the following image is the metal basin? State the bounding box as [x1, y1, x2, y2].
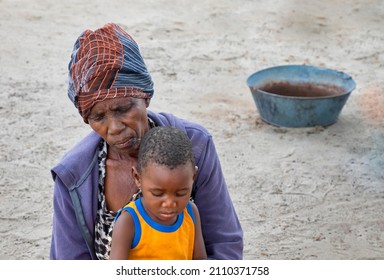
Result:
[246, 65, 356, 127]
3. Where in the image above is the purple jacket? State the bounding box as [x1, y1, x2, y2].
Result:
[50, 111, 243, 260]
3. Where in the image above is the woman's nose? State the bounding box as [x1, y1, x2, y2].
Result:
[107, 117, 125, 135]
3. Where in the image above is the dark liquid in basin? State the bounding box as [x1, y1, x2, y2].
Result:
[259, 82, 345, 98]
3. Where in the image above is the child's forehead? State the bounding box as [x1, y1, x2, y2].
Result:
[141, 162, 195, 184]
[143, 160, 195, 172]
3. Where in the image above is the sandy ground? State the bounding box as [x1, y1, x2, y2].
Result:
[0, 0, 383, 260]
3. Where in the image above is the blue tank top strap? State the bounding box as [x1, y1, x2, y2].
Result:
[114, 206, 142, 249]
[186, 201, 195, 224]
[114, 208, 124, 222]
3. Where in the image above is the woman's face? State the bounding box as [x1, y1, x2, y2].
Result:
[88, 97, 150, 156]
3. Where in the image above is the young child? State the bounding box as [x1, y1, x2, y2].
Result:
[110, 126, 207, 260]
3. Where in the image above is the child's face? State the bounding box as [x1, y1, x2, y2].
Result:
[133, 162, 197, 226]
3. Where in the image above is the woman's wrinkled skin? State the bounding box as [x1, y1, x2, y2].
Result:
[88, 97, 150, 211]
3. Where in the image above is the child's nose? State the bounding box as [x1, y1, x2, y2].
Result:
[162, 197, 176, 208]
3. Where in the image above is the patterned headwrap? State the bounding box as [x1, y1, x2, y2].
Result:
[67, 23, 154, 123]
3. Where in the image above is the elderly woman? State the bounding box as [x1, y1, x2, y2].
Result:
[50, 23, 243, 260]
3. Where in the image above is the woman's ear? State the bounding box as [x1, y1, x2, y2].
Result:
[132, 166, 142, 187]
[145, 98, 151, 107]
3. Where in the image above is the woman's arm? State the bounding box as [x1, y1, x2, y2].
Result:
[50, 176, 92, 259]
[193, 136, 243, 260]
[191, 202, 207, 260]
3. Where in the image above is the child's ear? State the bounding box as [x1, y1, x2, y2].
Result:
[132, 166, 142, 187]
[193, 166, 198, 181]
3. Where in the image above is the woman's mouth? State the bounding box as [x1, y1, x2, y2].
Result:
[114, 137, 141, 149]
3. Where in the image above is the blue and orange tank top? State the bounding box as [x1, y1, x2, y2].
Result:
[115, 198, 196, 260]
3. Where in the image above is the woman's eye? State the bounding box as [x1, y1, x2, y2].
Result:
[88, 114, 104, 122]
[116, 107, 127, 114]
[116, 104, 134, 114]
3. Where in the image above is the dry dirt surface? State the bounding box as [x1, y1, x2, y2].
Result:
[0, 0, 383, 259]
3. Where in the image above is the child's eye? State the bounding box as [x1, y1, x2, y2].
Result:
[151, 192, 163, 197]
[176, 191, 188, 197]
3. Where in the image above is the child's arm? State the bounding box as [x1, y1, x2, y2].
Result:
[109, 211, 134, 260]
[191, 202, 207, 260]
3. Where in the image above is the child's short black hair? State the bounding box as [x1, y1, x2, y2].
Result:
[137, 126, 195, 173]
